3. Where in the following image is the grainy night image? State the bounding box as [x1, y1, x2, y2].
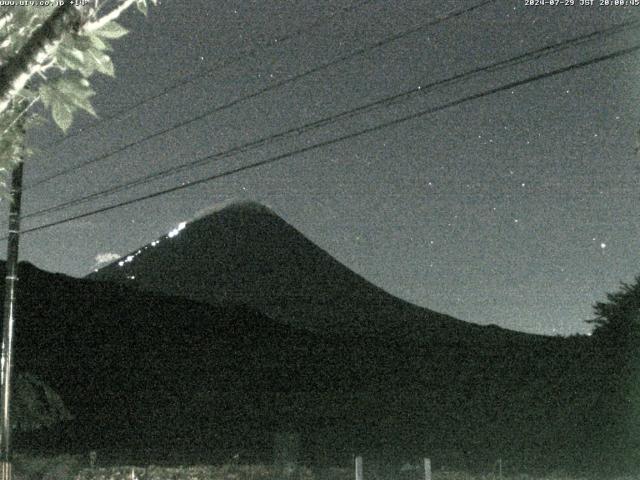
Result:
[0, 0, 639, 478]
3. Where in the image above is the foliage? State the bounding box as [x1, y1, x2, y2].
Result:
[0, 100, 36, 199]
[0, 0, 157, 187]
[12, 372, 72, 432]
[13, 453, 83, 480]
[586, 276, 640, 473]
[589, 275, 640, 344]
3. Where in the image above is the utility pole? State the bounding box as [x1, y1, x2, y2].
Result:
[0, 160, 24, 480]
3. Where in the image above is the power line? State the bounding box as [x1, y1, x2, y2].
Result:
[41, 0, 376, 150]
[19, 20, 640, 223]
[27, 0, 498, 190]
[13, 43, 640, 238]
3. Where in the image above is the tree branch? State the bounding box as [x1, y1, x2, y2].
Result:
[0, 3, 85, 116]
[1, 96, 39, 138]
[83, 0, 137, 33]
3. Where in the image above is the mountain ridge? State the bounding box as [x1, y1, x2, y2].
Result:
[89, 200, 542, 346]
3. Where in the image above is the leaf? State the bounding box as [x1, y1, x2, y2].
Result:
[44, 76, 98, 131]
[55, 43, 87, 72]
[77, 52, 98, 77]
[51, 101, 73, 133]
[50, 76, 97, 117]
[94, 21, 128, 39]
[60, 43, 108, 77]
[68, 94, 97, 117]
[38, 84, 53, 108]
[136, 0, 148, 16]
[65, 32, 94, 52]
[89, 49, 115, 77]
[88, 33, 112, 52]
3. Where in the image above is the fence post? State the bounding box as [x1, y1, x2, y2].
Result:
[355, 456, 363, 480]
[424, 458, 431, 480]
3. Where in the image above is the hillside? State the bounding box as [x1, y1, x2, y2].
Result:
[0, 262, 604, 471]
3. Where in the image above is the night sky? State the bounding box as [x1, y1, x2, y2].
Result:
[6, 0, 640, 336]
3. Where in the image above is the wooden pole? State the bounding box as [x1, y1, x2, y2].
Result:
[0, 161, 23, 480]
[424, 458, 431, 480]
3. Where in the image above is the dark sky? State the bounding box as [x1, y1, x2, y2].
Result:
[6, 0, 640, 336]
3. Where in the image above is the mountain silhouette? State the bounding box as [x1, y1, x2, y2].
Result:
[89, 201, 530, 346]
